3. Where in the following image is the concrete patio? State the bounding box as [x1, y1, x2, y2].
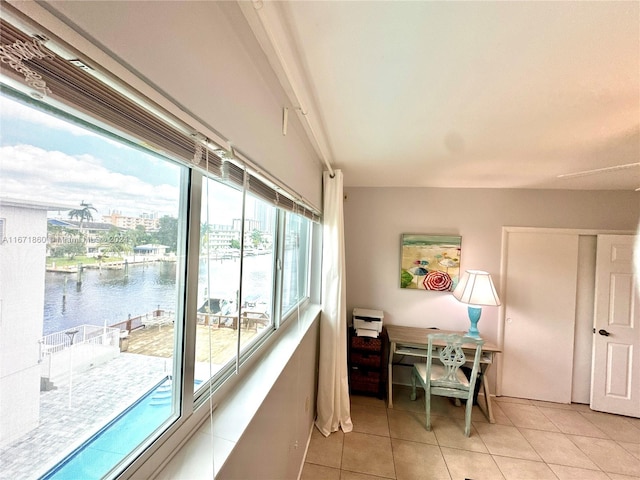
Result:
[0, 324, 261, 479]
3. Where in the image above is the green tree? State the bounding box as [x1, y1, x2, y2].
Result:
[99, 227, 131, 258]
[250, 229, 262, 248]
[48, 224, 85, 259]
[230, 238, 241, 250]
[68, 201, 97, 232]
[153, 215, 178, 253]
[58, 240, 85, 259]
[200, 222, 212, 252]
[128, 225, 150, 247]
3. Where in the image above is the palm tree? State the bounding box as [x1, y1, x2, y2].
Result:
[99, 227, 132, 259]
[68, 201, 97, 233]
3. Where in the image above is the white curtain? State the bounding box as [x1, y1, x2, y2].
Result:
[315, 170, 353, 437]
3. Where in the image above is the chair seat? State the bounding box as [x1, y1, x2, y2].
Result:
[414, 362, 469, 387]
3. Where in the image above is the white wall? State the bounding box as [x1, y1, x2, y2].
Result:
[0, 204, 47, 446]
[344, 187, 639, 384]
[217, 318, 319, 479]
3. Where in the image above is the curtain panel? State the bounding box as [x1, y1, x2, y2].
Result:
[315, 170, 352, 436]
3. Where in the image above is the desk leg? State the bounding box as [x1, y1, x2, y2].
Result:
[387, 341, 395, 408]
[483, 373, 495, 423]
[479, 367, 496, 423]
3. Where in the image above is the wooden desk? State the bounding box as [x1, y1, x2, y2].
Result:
[386, 325, 501, 423]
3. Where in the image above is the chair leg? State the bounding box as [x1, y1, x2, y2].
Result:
[410, 369, 417, 401]
[464, 397, 473, 437]
[425, 390, 431, 431]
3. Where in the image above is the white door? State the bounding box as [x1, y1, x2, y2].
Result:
[591, 234, 639, 417]
[502, 231, 579, 403]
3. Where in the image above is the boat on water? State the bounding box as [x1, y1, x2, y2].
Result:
[197, 297, 236, 315]
[197, 295, 269, 329]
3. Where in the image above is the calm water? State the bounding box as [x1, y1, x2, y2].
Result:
[43, 255, 273, 336]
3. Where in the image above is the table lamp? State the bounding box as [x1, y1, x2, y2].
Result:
[452, 270, 501, 338]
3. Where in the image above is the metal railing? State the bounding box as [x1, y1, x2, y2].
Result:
[39, 325, 120, 359]
[109, 309, 174, 332]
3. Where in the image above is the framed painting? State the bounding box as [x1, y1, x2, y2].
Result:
[400, 234, 461, 291]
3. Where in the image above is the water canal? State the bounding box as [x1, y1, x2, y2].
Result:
[43, 255, 272, 335]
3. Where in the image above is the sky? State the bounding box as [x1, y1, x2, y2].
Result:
[0, 92, 182, 219]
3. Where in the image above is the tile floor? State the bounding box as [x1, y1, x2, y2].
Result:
[301, 386, 640, 480]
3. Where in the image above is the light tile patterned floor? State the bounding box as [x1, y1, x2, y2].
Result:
[301, 386, 640, 480]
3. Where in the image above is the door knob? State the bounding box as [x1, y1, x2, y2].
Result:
[598, 329, 611, 336]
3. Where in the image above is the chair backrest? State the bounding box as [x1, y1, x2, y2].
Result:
[426, 333, 484, 394]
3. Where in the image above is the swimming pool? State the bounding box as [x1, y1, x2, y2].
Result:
[41, 377, 176, 480]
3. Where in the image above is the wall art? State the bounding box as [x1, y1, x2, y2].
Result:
[400, 234, 461, 291]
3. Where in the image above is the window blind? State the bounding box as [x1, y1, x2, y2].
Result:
[0, 17, 320, 221]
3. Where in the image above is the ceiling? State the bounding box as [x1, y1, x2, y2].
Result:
[242, 0, 639, 190]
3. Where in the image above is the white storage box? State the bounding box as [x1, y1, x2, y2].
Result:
[353, 308, 384, 336]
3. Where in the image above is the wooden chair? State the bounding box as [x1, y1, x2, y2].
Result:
[410, 333, 484, 437]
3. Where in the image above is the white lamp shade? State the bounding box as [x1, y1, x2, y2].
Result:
[453, 270, 501, 306]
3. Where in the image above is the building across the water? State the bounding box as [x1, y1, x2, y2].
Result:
[133, 244, 169, 257]
[102, 211, 160, 231]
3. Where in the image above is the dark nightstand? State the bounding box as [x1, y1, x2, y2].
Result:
[348, 327, 388, 399]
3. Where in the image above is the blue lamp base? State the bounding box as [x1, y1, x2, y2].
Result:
[466, 306, 483, 338]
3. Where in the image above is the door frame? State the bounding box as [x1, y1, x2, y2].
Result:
[496, 226, 636, 398]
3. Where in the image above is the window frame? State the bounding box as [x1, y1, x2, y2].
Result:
[191, 175, 315, 407]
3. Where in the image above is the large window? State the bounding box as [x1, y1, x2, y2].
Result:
[0, 33, 317, 478]
[238, 193, 276, 352]
[194, 179, 277, 389]
[282, 212, 311, 317]
[0, 91, 187, 479]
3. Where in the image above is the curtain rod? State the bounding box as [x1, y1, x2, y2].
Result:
[283, 106, 334, 178]
[295, 107, 335, 178]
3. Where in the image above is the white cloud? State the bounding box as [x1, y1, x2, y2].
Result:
[1, 95, 102, 139]
[1, 94, 132, 152]
[0, 144, 180, 218]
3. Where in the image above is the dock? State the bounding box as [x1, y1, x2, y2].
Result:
[126, 323, 259, 364]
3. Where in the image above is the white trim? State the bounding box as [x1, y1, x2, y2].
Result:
[502, 226, 636, 236]
[297, 415, 316, 480]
